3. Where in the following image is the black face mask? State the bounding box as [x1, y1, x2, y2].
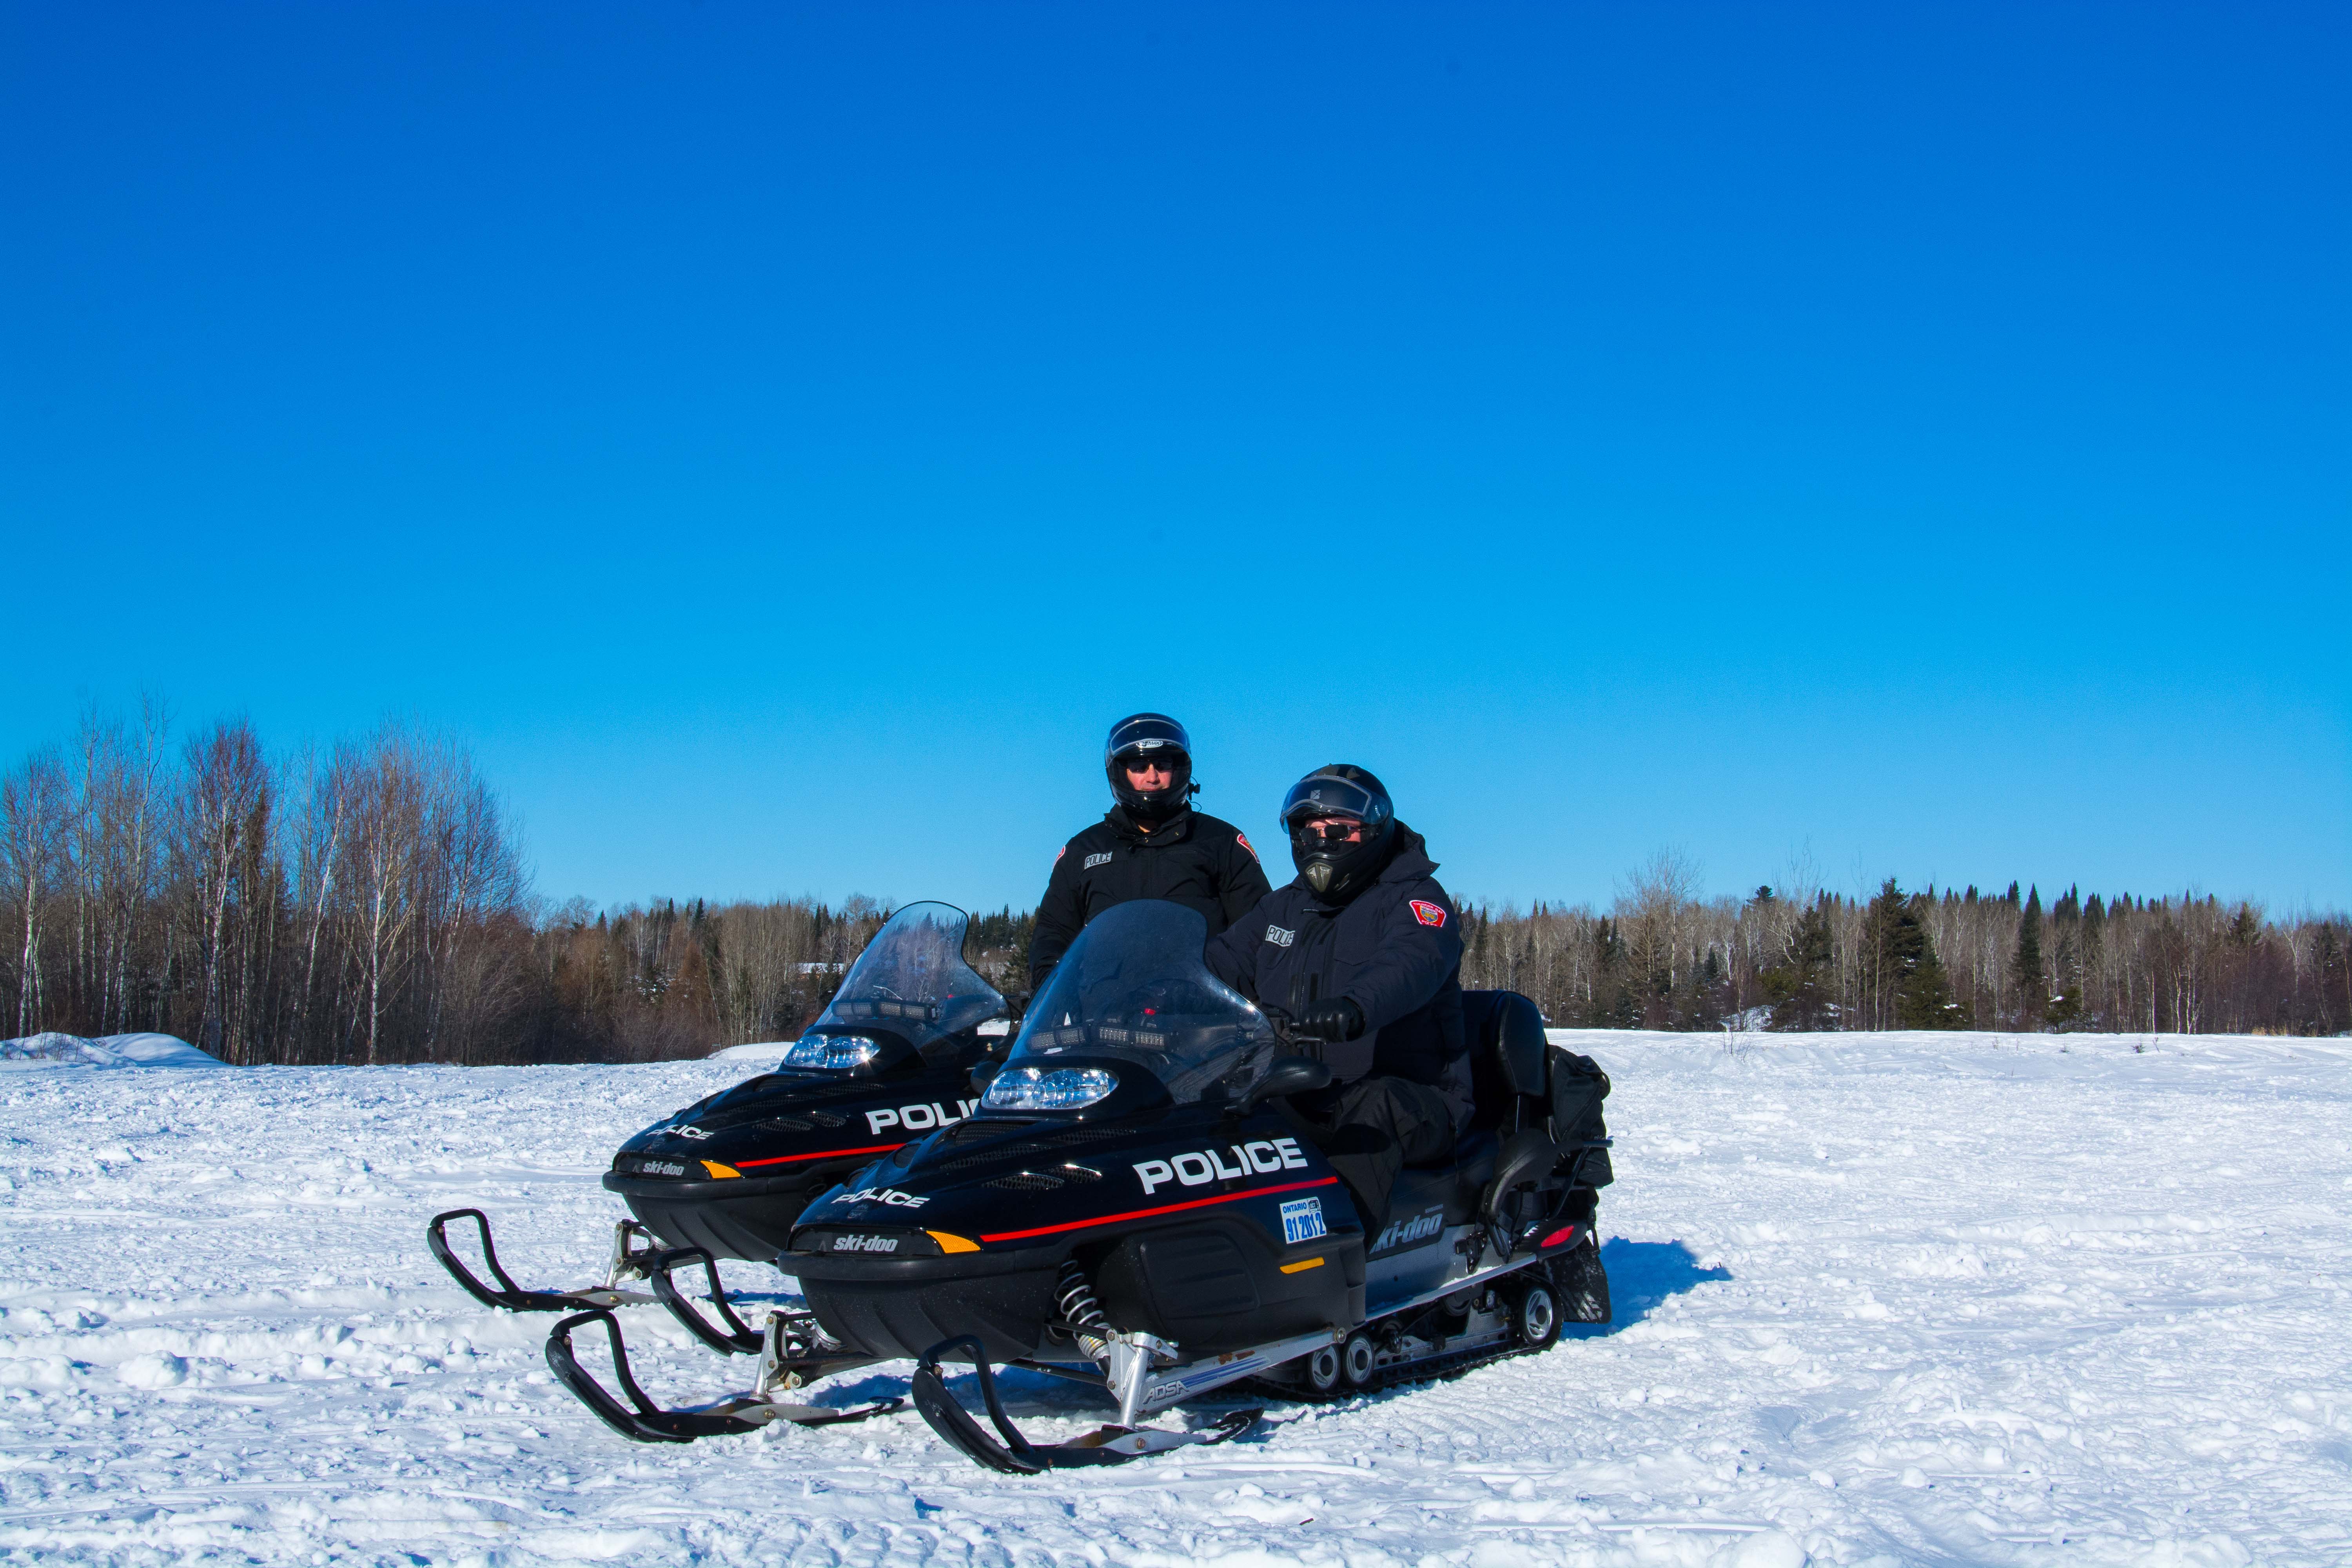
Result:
[1291, 818, 1396, 902]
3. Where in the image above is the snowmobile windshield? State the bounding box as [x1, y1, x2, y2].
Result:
[1005, 899, 1278, 1105]
[801, 902, 1005, 1064]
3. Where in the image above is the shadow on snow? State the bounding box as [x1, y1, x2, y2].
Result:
[1561, 1238, 1732, 1340]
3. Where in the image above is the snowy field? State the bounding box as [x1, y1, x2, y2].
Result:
[2, 1030, 2347, 1568]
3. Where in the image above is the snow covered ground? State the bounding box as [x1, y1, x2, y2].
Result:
[2, 1029, 2346, 1567]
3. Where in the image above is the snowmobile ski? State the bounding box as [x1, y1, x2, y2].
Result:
[428, 1208, 663, 1313]
[545, 1305, 892, 1444]
[644, 1245, 767, 1354]
[911, 1334, 1261, 1473]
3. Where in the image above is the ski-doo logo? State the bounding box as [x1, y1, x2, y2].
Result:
[1370, 1204, 1445, 1255]
[1133, 1138, 1310, 1195]
[865, 1099, 979, 1136]
[839, 1186, 929, 1210]
[1410, 900, 1447, 928]
[830, 1233, 900, 1253]
[1264, 925, 1295, 947]
[1085, 852, 1112, 869]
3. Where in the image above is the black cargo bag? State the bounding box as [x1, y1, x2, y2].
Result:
[1547, 1048, 1613, 1189]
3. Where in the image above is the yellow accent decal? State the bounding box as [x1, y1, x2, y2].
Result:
[700, 1160, 742, 1180]
[1278, 1256, 1325, 1274]
[927, 1230, 982, 1254]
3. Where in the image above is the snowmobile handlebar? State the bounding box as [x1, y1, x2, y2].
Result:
[1234, 1053, 1333, 1116]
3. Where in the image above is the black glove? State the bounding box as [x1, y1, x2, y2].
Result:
[1296, 997, 1365, 1044]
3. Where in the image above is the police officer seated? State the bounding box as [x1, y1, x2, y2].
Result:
[1204, 765, 1470, 1234]
[1028, 713, 1272, 993]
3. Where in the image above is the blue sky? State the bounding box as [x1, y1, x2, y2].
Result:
[6, 3, 2346, 915]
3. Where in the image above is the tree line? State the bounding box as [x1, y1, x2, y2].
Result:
[2, 706, 539, 1064]
[1457, 851, 2350, 1037]
[4, 714, 2343, 1063]
[528, 896, 1031, 1062]
[0, 706, 1040, 1063]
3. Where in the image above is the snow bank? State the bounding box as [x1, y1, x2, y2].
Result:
[707, 1039, 795, 1063]
[0, 1030, 2344, 1566]
[0, 1030, 223, 1069]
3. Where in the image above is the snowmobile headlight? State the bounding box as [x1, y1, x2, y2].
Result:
[982, 1065, 1118, 1111]
[782, 1033, 882, 1071]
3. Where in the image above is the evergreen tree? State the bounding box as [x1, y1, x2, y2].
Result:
[1896, 890, 1964, 1029]
[2313, 923, 2348, 1034]
[1761, 895, 1836, 1030]
[1588, 916, 1642, 1029]
[2046, 885, 2084, 1029]
[1861, 878, 1962, 1029]
[2011, 885, 2045, 1028]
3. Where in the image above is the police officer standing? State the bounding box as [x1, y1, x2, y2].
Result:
[1027, 713, 1273, 992]
[1204, 764, 1468, 1234]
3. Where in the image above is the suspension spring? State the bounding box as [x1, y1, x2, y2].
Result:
[1055, 1259, 1111, 1361]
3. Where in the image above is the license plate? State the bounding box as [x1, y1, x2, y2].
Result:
[1279, 1196, 1327, 1245]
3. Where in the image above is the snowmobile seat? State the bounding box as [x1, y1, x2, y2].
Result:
[1450, 1129, 1499, 1203]
[1458, 989, 1550, 1134]
[1385, 1129, 1499, 1231]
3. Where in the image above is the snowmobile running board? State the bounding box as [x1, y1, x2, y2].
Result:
[427, 1208, 662, 1313]
[911, 1336, 1263, 1474]
[545, 1307, 893, 1444]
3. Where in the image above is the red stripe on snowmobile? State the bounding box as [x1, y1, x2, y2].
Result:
[734, 1142, 908, 1169]
[979, 1176, 1340, 1243]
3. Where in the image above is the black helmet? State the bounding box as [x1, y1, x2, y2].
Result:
[1279, 764, 1397, 902]
[1104, 713, 1196, 823]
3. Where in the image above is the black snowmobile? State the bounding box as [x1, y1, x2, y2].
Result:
[428, 902, 1015, 1433]
[580, 898, 1611, 1466]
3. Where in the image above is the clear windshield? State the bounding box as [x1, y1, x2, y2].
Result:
[1007, 899, 1278, 1104]
[807, 902, 1005, 1059]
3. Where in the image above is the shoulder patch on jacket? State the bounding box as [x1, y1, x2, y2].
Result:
[1084, 851, 1112, 869]
[1055, 845, 1066, 863]
[1410, 899, 1447, 928]
[1236, 832, 1258, 862]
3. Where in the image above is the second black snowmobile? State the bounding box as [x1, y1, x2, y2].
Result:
[565, 898, 1613, 1465]
[429, 902, 1013, 1424]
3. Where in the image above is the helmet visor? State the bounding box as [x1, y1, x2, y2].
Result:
[1106, 713, 1193, 766]
[1279, 773, 1387, 831]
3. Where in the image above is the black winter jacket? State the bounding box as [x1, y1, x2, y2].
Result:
[1204, 825, 1472, 1129]
[1027, 808, 1273, 987]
